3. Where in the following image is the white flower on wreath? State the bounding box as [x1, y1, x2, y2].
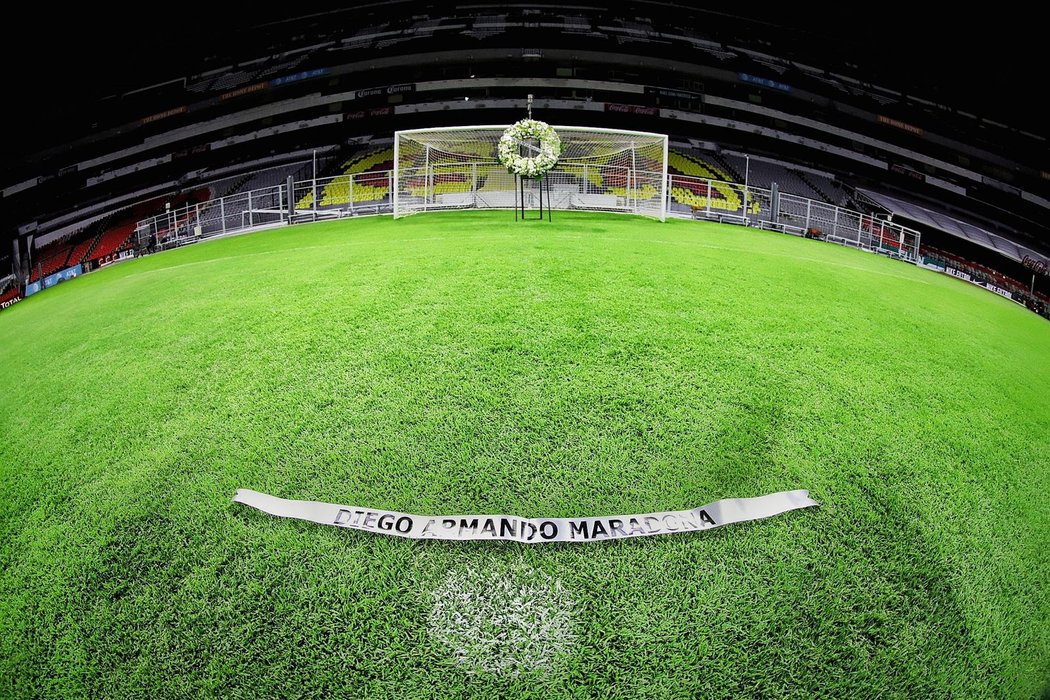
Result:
[498, 119, 561, 179]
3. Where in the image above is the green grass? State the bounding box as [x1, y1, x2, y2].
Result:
[1, 211, 1048, 698]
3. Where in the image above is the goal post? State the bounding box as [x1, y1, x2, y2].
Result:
[393, 125, 668, 221]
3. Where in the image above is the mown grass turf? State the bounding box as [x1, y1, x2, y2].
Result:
[1, 211, 1048, 698]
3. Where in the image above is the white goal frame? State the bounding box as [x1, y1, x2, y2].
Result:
[393, 125, 669, 221]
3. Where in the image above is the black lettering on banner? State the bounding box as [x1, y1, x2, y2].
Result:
[233, 488, 818, 543]
[678, 513, 698, 531]
[499, 518, 518, 538]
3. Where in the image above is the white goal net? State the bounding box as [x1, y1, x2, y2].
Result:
[393, 125, 668, 220]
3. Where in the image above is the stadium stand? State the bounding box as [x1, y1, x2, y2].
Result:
[855, 189, 1046, 264]
[66, 232, 102, 268]
[921, 245, 1039, 299]
[187, 57, 307, 93]
[29, 238, 75, 282]
[90, 222, 138, 262]
[225, 165, 305, 198]
[87, 190, 210, 258]
[302, 148, 394, 208]
[921, 245, 1050, 319]
[720, 154, 840, 205]
[142, 163, 308, 244]
[708, 153, 744, 182]
[208, 172, 256, 202]
[668, 150, 758, 214]
[209, 70, 255, 92]
[26, 188, 217, 281]
[669, 150, 734, 182]
[3, 6, 1047, 322]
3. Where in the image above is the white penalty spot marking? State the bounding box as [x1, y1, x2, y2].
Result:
[428, 563, 578, 677]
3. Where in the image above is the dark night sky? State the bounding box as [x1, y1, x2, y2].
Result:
[2, 3, 1044, 150]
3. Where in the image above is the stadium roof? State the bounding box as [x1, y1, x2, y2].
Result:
[3, 2, 1044, 151]
[857, 188, 1050, 268]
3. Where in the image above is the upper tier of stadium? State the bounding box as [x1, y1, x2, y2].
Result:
[2, 2, 1047, 319]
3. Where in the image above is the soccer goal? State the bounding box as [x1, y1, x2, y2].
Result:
[393, 125, 669, 220]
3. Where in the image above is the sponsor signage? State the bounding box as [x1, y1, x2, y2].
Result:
[172, 143, 211, 160]
[605, 103, 659, 116]
[645, 86, 703, 103]
[355, 83, 416, 99]
[39, 264, 82, 291]
[890, 163, 926, 182]
[140, 106, 187, 126]
[738, 72, 792, 92]
[344, 106, 394, 121]
[1022, 255, 1048, 275]
[233, 488, 819, 544]
[271, 68, 329, 87]
[928, 265, 1023, 303]
[221, 82, 268, 100]
[0, 294, 21, 310]
[985, 283, 1013, 299]
[24, 281, 42, 297]
[97, 249, 135, 268]
[877, 115, 923, 136]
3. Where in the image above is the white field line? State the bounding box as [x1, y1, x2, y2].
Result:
[428, 563, 577, 677]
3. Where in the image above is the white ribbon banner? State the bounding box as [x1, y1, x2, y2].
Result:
[233, 488, 818, 544]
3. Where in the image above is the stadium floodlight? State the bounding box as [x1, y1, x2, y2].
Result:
[393, 125, 668, 220]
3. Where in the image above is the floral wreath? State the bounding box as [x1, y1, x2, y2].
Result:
[497, 119, 561, 179]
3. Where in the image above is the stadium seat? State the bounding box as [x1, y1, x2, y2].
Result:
[66, 234, 101, 267]
[668, 151, 759, 213]
[0, 286, 20, 305]
[315, 148, 395, 206]
[91, 222, 137, 262]
[29, 239, 75, 281]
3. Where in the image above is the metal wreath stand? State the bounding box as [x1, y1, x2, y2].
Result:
[515, 175, 552, 222]
[513, 95, 553, 223]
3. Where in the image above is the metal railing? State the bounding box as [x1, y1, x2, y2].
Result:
[135, 170, 394, 250]
[136, 168, 921, 262]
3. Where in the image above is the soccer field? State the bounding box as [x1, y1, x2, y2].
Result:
[1, 211, 1047, 698]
